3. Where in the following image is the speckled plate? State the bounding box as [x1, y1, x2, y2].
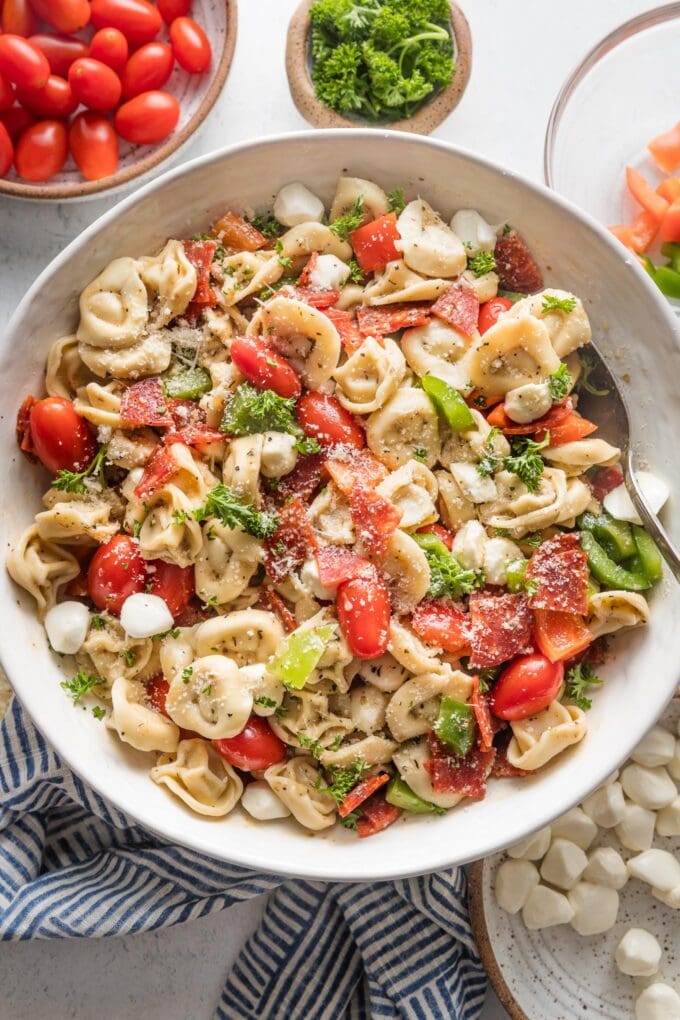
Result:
[469, 700, 680, 1020]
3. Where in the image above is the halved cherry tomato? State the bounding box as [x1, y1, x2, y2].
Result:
[297, 391, 365, 448]
[28, 395, 97, 472]
[533, 609, 592, 664]
[89, 27, 128, 72]
[147, 560, 194, 619]
[157, 0, 191, 22]
[68, 57, 122, 111]
[114, 90, 179, 144]
[1, 103, 35, 139]
[169, 16, 211, 74]
[90, 0, 163, 46]
[29, 0, 90, 34]
[0, 122, 14, 176]
[2, 0, 38, 37]
[69, 111, 119, 181]
[0, 75, 14, 114]
[120, 41, 173, 99]
[29, 34, 90, 78]
[18, 75, 77, 118]
[15, 118, 68, 180]
[336, 574, 390, 659]
[411, 598, 471, 656]
[0, 35, 50, 89]
[88, 534, 148, 614]
[491, 653, 564, 721]
[213, 716, 286, 772]
[416, 522, 454, 550]
[478, 296, 513, 334]
[350, 212, 401, 272]
[230, 336, 301, 399]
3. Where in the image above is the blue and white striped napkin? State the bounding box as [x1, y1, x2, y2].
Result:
[0, 697, 487, 1019]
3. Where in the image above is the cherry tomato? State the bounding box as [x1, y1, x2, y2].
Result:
[68, 57, 122, 111]
[90, 0, 163, 46]
[169, 16, 211, 74]
[146, 674, 170, 716]
[15, 119, 68, 181]
[29, 34, 90, 78]
[0, 74, 14, 113]
[18, 75, 77, 118]
[0, 35, 50, 89]
[296, 391, 365, 448]
[416, 522, 454, 550]
[491, 653, 565, 721]
[0, 122, 14, 177]
[213, 716, 286, 772]
[88, 534, 148, 614]
[1, 103, 35, 139]
[114, 89, 179, 144]
[121, 41, 173, 100]
[478, 296, 513, 335]
[28, 396, 97, 473]
[69, 111, 119, 181]
[337, 575, 390, 659]
[157, 0, 191, 22]
[147, 560, 194, 618]
[230, 336, 301, 399]
[2, 0, 38, 37]
[89, 27, 129, 72]
[29, 0, 90, 34]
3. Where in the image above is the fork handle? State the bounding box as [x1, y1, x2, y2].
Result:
[626, 455, 680, 584]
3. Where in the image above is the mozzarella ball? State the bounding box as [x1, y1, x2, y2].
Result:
[635, 983, 680, 1020]
[450, 209, 498, 253]
[308, 253, 351, 291]
[44, 601, 90, 654]
[522, 885, 574, 930]
[495, 859, 540, 914]
[273, 182, 325, 227]
[504, 382, 552, 425]
[568, 881, 619, 936]
[241, 781, 291, 820]
[615, 928, 662, 977]
[452, 518, 488, 569]
[632, 726, 677, 768]
[484, 538, 523, 586]
[120, 593, 173, 639]
[583, 847, 629, 890]
[551, 807, 599, 849]
[260, 431, 298, 478]
[668, 740, 680, 783]
[299, 558, 336, 601]
[507, 826, 552, 861]
[581, 782, 627, 829]
[627, 850, 680, 893]
[652, 886, 680, 909]
[657, 796, 680, 837]
[621, 764, 677, 811]
[540, 838, 588, 890]
[604, 471, 669, 526]
[616, 802, 657, 852]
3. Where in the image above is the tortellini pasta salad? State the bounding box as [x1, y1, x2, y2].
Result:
[7, 177, 665, 839]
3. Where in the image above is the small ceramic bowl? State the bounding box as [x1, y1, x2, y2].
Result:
[285, 0, 472, 133]
[0, 0, 238, 202]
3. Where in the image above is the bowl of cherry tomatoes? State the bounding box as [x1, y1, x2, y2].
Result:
[0, 0, 238, 199]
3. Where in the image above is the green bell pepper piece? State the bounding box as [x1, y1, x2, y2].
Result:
[385, 777, 443, 815]
[412, 532, 448, 556]
[163, 367, 212, 400]
[661, 242, 680, 273]
[505, 558, 529, 593]
[577, 512, 636, 562]
[645, 262, 680, 299]
[422, 375, 476, 432]
[267, 624, 335, 690]
[498, 289, 527, 304]
[433, 696, 476, 756]
[580, 531, 651, 591]
[586, 576, 601, 598]
[630, 525, 663, 584]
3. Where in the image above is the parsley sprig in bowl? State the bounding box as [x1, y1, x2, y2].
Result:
[286, 0, 472, 133]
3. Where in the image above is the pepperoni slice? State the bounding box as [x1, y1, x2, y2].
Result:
[134, 445, 178, 498]
[468, 591, 533, 668]
[270, 452, 326, 504]
[257, 588, 297, 632]
[121, 378, 174, 427]
[424, 733, 496, 799]
[356, 302, 431, 337]
[431, 281, 479, 337]
[490, 729, 529, 778]
[315, 546, 375, 586]
[339, 773, 389, 818]
[525, 532, 589, 615]
[356, 793, 401, 838]
[325, 447, 388, 493]
[349, 485, 401, 558]
[183, 239, 217, 307]
[589, 465, 624, 503]
[323, 308, 364, 353]
[298, 251, 319, 286]
[471, 677, 496, 752]
[263, 497, 317, 582]
[164, 424, 225, 447]
[293, 287, 340, 309]
[494, 233, 543, 293]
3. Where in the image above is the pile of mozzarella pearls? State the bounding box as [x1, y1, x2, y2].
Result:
[495, 719, 680, 1020]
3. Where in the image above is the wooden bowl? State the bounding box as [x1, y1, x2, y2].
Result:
[0, 0, 238, 201]
[286, 0, 472, 134]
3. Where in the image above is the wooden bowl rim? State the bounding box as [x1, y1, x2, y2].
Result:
[0, 0, 238, 201]
[285, 0, 472, 134]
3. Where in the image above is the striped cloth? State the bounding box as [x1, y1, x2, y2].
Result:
[0, 698, 487, 1019]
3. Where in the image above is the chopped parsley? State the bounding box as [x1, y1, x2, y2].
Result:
[412, 446, 428, 462]
[317, 758, 370, 804]
[194, 484, 279, 539]
[467, 250, 496, 278]
[53, 445, 108, 494]
[221, 383, 297, 436]
[275, 239, 293, 268]
[254, 695, 278, 709]
[414, 533, 483, 599]
[564, 662, 602, 711]
[298, 733, 325, 759]
[120, 649, 136, 667]
[182, 666, 194, 684]
[521, 531, 543, 548]
[200, 684, 213, 696]
[247, 213, 284, 240]
[504, 433, 550, 493]
[547, 363, 573, 401]
[92, 706, 106, 721]
[387, 187, 406, 215]
[172, 509, 189, 525]
[340, 811, 360, 829]
[293, 435, 323, 456]
[60, 672, 104, 705]
[91, 614, 105, 630]
[330, 197, 364, 239]
[347, 257, 364, 283]
[541, 294, 576, 315]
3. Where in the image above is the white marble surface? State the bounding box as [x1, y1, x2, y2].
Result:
[0, 0, 658, 1016]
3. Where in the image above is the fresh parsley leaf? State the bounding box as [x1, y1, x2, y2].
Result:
[387, 187, 405, 214]
[61, 672, 104, 705]
[193, 484, 279, 539]
[415, 533, 483, 599]
[172, 509, 189, 525]
[298, 732, 325, 759]
[467, 250, 496, 278]
[182, 666, 193, 684]
[541, 294, 577, 315]
[53, 445, 108, 494]
[91, 614, 105, 630]
[547, 363, 573, 401]
[254, 695, 277, 709]
[521, 531, 543, 548]
[293, 435, 322, 456]
[564, 662, 602, 711]
[340, 811, 360, 829]
[317, 758, 370, 804]
[412, 446, 428, 462]
[247, 213, 284, 240]
[275, 239, 293, 268]
[221, 383, 297, 436]
[347, 257, 364, 283]
[92, 705, 106, 721]
[330, 197, 364, 239]
[504, 433, 550, 493]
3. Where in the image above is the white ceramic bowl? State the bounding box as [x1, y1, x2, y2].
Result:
[2, 131, 679, 881]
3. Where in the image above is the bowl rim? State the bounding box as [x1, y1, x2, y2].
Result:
[0, 0, 238, 202]
[4, 128, 680, 880]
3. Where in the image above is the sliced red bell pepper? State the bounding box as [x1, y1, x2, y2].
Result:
[183, 239, 217, 307]
[121, 378, 174, 428]
[626, 166, 669, 222]
[339, 772, 389, 818]
[212, 210, 267, 251]
[525, 532, 589, 616]
[350, 212, 401, 272]
[325, 447, 388, 493]
[657, 176, 680, 202]
[536, 412, 597, 446]
[487, 397, 573, 436]
[356, 792, 401, 838]
[468, 591, 533, 668]
[648, 122, 680, 174]
[533, 608, 592, 663]
[628, 210, 660, 254]
[661, 200, 680, 243]
[293, 287, 341, 309]
[494, 233, 543, 292]
[431, 281, 479, 337]
[356, 302, 431, 338]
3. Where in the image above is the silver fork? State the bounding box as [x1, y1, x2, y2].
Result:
[576, 344, 680, 584]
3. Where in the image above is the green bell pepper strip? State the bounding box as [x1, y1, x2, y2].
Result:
[267, 624, 336, 690]
[163, 367, 212, 400]
[577, 512, 636, 562]
[642, 256, 680, 299]
[505, 558, 528, 593]
[661, 242, 680, 273]
[433, 696, 477, 756]
[412, 532, 448, 556]
[422, 375, 476, 432]
[631, 525, 663, 584]
[580, 531, 651, 591]
[385, 777, 443, 815]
